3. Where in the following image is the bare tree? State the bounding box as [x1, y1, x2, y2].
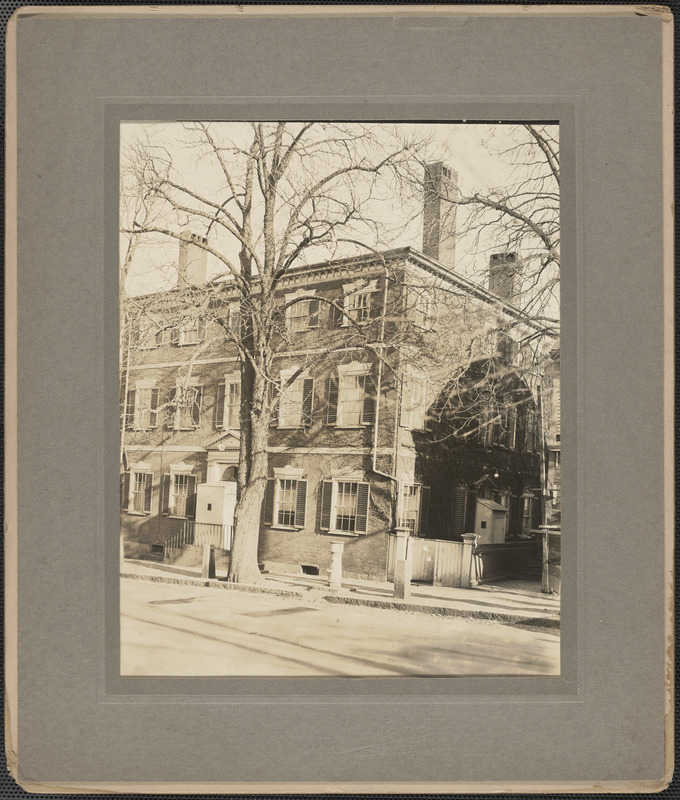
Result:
[121, 122, 432, 583]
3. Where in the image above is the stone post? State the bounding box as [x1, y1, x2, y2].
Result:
[328, 540, 345, 592]
[393, 526, 412, 600]
[202, 544, 216, 579]
[461, 533, 477, 588]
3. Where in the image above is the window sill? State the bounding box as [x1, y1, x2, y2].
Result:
[268, 525, 302, 532]
[126, 510, 150, 517]
[333, 424, 370, 429]
[320, 530, 362, 538]
[167, 515, 191, 520]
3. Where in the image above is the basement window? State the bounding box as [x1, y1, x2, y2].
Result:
[301, 565, 320, 576]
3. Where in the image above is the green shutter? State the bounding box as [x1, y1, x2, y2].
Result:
[419, 486, 431, 536]
[269, 380, 280, 427]
[326, 377, 338, 425]
[215, 382, 226, 428]
[308, 299, 319, 328]
[149, 389, 159, 428]
[369, 289, 383, 318]
[165, 388, 177, 429]
[319, 481, 333, 530]
[121, 472, 131, 510]
[355, 482, 370, 533]
[452, 486, 467, 538]
[302, 379, 314, 426]
[295, 480, 307, 528]
[362, 374, 375, 424]
[191, 388, 202, 427]
[161, 474, 171, 515]
[263, 478, 276, 525]
[185, 475, 197, 518]
[125, 390, 136, 430]
[143, 473, 153, 513]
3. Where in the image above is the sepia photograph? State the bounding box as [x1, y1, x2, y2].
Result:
[119, 120, 561, 678]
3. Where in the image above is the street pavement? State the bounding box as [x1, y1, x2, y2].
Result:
[120, 565, 561, 677]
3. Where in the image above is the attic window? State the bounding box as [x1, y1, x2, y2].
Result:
[443, 166, 451, 178]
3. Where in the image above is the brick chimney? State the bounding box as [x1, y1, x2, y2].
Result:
[488, 252, 520, 301]
[422, 162, 457, 271]
[177, 231, 208, 286]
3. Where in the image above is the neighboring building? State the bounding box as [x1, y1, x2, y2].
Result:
[543, 346, 561, 525]
[120, 164, 555, 581]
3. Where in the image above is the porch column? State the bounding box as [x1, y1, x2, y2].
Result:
[328, 540, 345, 592]
[461, 533, 477, 588]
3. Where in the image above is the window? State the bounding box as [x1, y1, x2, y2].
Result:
[216, 377, 241, 429]
[319, 479, 370, 535]
[341, 280, 381, 325]
[275, 368, 314, 428]
[263, 476, 308, 529]
[521, 495, 533, 535]
[172, 319, 206, 346]
[490, 406, 517, 448]
[286, 299, 320, 332]
[400, 371, 429, 429]
[138, 319, 161, 349]
[168, 385, 202, 430]
[409, 288, 434, 329]
[162, 472, 197, 518]
[125, 385, 159, 431]
[326, 364, 374, 427]
[123, 470, 153, 514]
[398, 483, 431, 536]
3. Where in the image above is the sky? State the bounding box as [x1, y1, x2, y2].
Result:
[120, 121, 559, 306]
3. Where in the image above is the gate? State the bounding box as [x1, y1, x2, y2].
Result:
[387, 535, 471, 588]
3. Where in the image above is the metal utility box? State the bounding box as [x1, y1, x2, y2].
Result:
[195, 482, 237, 528]
[474, 499, 508, 544]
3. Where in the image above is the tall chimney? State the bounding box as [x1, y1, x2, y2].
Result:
[422, 161, 457, 270]
[177, 231, 208, 286]
[488, 252, 520, 301]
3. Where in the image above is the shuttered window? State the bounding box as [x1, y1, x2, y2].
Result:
[263, 477, 308, 529]
[171, 386, 202, 430]
[398, 484, 431, 536]
[452, 486, 468, 538]
[162, 474, 197, 518]
[216, 379, 240, 429]
[319, 480, 370, 534]
[278, 369, 314, 428]
[330, 371, 374, 427]
[287, 299, 320, 332]
[128, 471, 153, 514]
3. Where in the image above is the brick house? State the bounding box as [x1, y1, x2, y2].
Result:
[120, 164, 553, 581]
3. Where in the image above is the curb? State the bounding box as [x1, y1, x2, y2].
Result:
[121, 571, 560, 628]
[120, 572, 305, 599]
[322, 593, 561, 629]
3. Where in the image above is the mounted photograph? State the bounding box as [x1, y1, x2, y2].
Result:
[119, 120, 561, 677]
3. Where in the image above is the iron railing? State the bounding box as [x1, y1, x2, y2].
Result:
[164, 521, 233, 560]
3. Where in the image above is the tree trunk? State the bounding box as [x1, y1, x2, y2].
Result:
[227, 366, 269, 584]
[227, 475, 266, 584]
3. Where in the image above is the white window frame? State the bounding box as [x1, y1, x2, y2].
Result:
[410, 287, 434, 330]
[219, 373, 241, 429]
[336, 362, 371, 428]
[284, 289, 319, 333]
[398, 483, 422, 535]
[138, 319, 161, 350]
[277, 367, 311, 429]
[128, 465, 153, 515]
[267, 467, 306, 530]
[342, 279, 378, 326]
[172, 383, 203, 430]
[400, 369, 428, 430]
[167, 464, 197, 519]
[177, 318, 206, 346]
[132, 380, 159, 431]
[326, 477, 370, 535]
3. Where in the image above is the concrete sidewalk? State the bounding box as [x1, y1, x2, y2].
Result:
[121, 558, 560, 629]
